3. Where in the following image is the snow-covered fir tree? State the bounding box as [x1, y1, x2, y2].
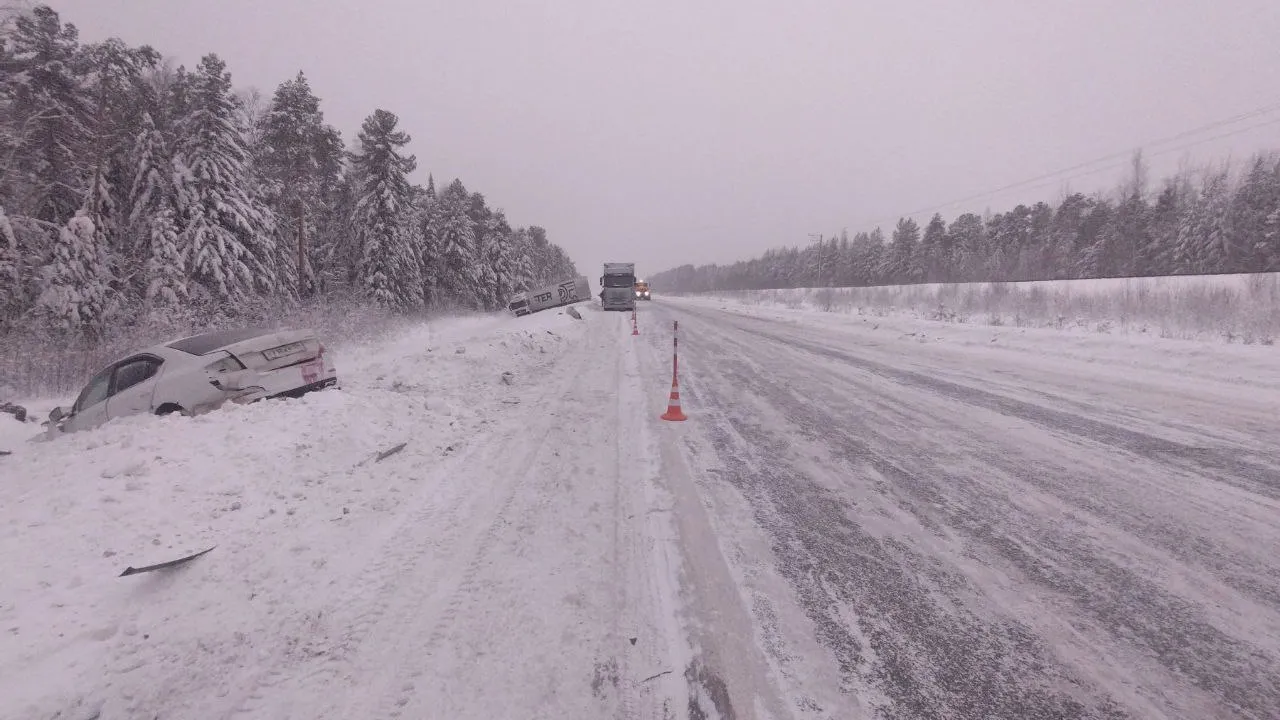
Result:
[144, 206, 185, 308]
[0, 206, 21, 324]
[436, 179, 481, 308]
[37, 212, 112, 336]
[411, 184, 441, 306]
[257, 71, 343, 297]
[2, 6, 92, 225]
[484, 211, 516, 308]
[174, 53, 276, 308]
[349, 108, 421, 310]
[128, 112, 186, 306]
[510, 227, 535, 292]
[1229, 156, 1280, 272]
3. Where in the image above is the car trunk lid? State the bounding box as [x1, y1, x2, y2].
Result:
[218, 329, 321, 372]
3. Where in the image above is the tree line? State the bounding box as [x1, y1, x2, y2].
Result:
[0, 5, 578, 341]
[651, 153, 1280, 293]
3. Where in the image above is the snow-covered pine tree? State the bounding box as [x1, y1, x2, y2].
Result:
[174, 54, 276, 310]
[144, 206, 184, 308]
[258, 71, 344, 297]
[489, 211, 515, 306]
[920, 214, 946, 282]
[1228, 156, 1280, 273]
[436, 179, 481, 308]
[412, 184, 442, 307]
[887, 218, 920, 284]
[128, 112, 187, 306]
[0, 206, 21, 325]
[510, 227, 534, 292]
[38, 212, 111, 337]
[1265, 208, 1280, 272]
[478, 212, 515, 310]
[2, 6, 91, 225]
[81, 162, 119, 308]
[524, 225, 551, 284]
[313, 167, 359, 292]
[476, 228, 500, 309]
[79, 37, 160, 297]
[1175, 169, 1230, 275]
[861, 228, 888, 285]
[1200, 171, 1233, 274]
[1140, 181, 1182, 276]
[349, 108, 421, 310]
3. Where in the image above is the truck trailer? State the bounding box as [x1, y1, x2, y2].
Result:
[600, 262, 636, 311]
[508, 275, 591, 316]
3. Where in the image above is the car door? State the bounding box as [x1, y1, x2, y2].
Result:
[106, 356, 164, 418]
[64, 366, 114, 432]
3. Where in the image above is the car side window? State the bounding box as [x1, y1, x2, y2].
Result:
[113, 358, 161, 395]
[73, 367, 113, 412]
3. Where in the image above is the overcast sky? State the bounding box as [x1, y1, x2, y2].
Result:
[51, 0, 1280, 279]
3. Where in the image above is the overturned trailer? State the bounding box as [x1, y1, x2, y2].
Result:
[508, 276, 592, 316]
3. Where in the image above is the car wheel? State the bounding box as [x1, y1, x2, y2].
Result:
[155, 403, 186, 416]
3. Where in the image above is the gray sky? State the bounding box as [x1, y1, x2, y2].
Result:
[54, 0, 1280, 279]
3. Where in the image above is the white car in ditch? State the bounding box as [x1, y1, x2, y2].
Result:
[45, 327, 338, 436]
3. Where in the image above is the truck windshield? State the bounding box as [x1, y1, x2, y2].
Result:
[604, 275, 635, 288]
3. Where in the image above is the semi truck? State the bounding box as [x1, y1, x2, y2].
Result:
[600, 262, 637, 311]
[507, 275, 591, 317]
[634, 279, 651, 300]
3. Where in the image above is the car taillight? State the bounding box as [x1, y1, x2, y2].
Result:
[206, 355, 243, 374]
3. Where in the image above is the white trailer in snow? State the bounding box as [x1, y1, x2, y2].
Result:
[508, 276, 592, 316]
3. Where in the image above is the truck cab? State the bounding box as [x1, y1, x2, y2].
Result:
[600, 263, 637, 311]
[634, 280, 651, 300]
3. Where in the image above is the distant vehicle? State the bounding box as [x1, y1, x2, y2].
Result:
[634, 280, 651, 301]
[508, 276, 591, 316]
[44, 327, 338, 436]
[601, 262, 636, 311]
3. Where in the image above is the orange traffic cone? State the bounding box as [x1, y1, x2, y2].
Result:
[632, 318, 640, 336]
[661, 378, 687, 421]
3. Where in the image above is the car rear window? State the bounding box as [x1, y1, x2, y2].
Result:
[167, 327, 272, 355]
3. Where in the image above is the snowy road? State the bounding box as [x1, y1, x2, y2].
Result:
[4, 299, 1279, 719]
[648, 297, 1280, 720]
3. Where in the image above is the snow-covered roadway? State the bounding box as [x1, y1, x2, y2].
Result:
[3, 297, 1279, 719]
[648, 296, 1280, 720]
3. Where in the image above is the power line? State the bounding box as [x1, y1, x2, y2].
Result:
[942, 115, 1280, 210]
[854, 100, 1280, 230]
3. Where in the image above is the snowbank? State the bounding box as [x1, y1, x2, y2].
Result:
[684, 272, 1280, 344]
[671, 293, 1280, 395]
[0, 309, 588, 719]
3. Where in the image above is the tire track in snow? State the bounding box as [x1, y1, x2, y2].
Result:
[614, 322, 686, 720]
[667, 302, 1280, 720]
[725, 312, 1280, 500]
[326, 350, 594, 720]
[220, 327, 595, 720]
